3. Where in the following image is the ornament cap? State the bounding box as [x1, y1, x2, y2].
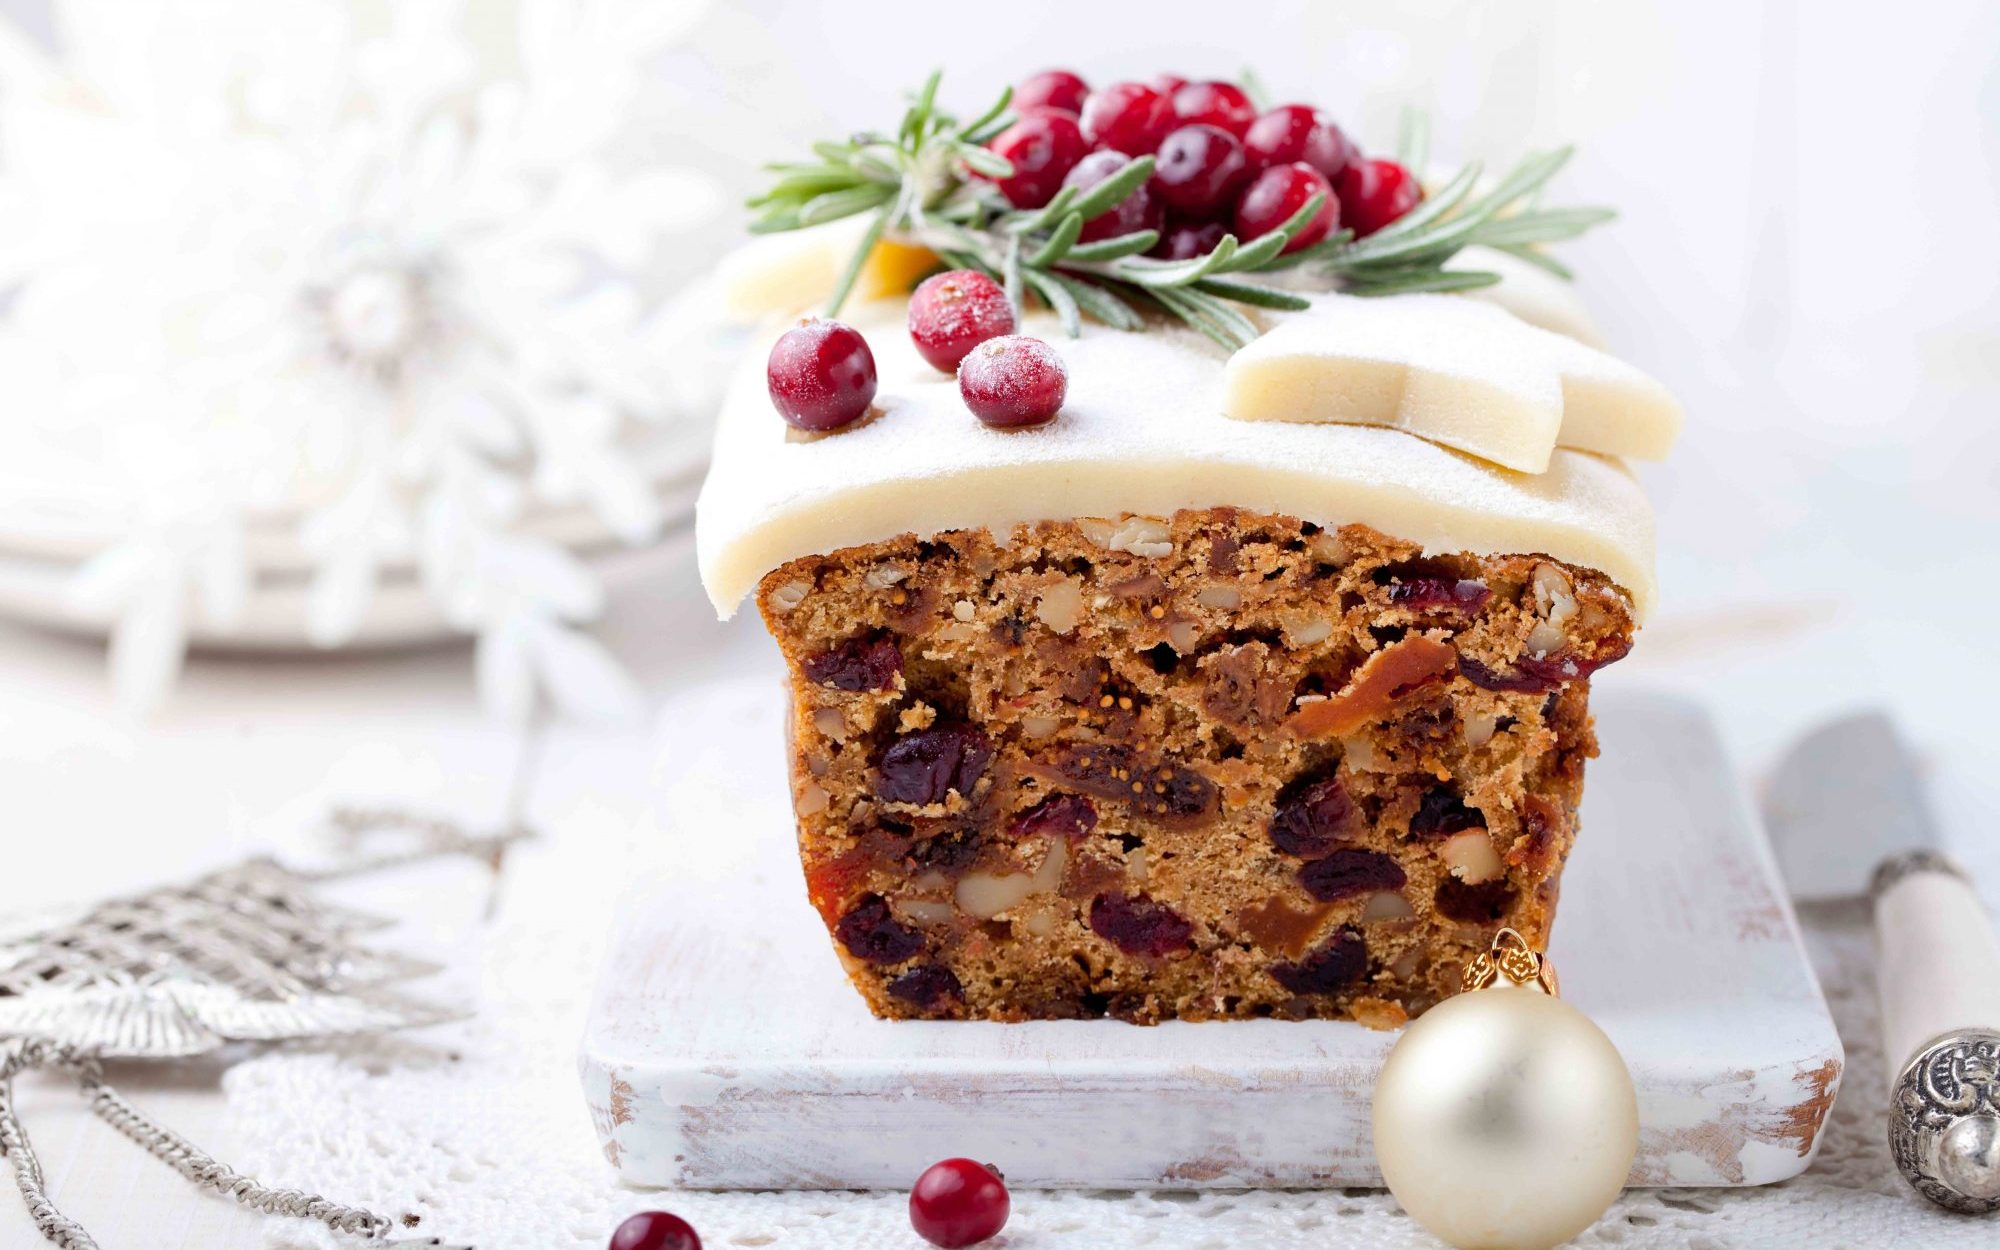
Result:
[1463, 927, 1560, 996]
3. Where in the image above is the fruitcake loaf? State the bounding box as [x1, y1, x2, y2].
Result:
[697, 71, 1679, 1026]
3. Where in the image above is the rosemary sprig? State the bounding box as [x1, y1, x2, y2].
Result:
[748, 72, 1616, 348]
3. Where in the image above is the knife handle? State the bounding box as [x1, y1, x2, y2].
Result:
[1872, 850, 2000, 1213]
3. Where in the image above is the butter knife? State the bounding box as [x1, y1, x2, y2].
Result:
[1764, 711, 2000, 1213]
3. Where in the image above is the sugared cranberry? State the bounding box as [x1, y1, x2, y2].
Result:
[1152, 218, 1227, 260]
[1089, 892, 1194, 957]
[1013, 69, 1089, 116]
[958, 335, 1067, 429]
[986, 111, 1090, 208]
[1152, 124, 1250, 217]
[1079, 81, 1174, 156]
[1298, 849, 1406, 902]
[1151, 73, 1189, 96]
[888, 964, 964, 1011]
[1061, 150, 1163, 243]
[1170, 80, 1257, 138]
[835, 894, 925, 964]
[1271, 928, 1368, 995]
[1409, 785, 1484, 839]
[1243, 104, 1351, 179]
[910, 1158, 1010, 1249]
[766, 319, 876, 431]
[877, 724, 994, 805]
[1233, 162, 1337, 253]
[908, 270, 1016, 372]
[1011, 793, 1099, 840]
[1269, 775, 1358, 857]
[610, 1211, 701, 1250]
[802, 630, 902, 691]
[1337, 157, 1421, 237]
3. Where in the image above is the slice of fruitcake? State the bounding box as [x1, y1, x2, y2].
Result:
[697, 70, 1679, 1026]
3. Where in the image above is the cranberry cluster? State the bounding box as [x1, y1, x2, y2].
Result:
[988, 70, 1420, 254]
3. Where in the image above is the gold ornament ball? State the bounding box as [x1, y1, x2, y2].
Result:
[1372, 984, 1639, 1250]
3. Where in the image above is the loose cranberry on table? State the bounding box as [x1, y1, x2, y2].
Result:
[1012, 67, 1089, 116]
[1233, 161, 1338, 252]
[1243, 103, 1352, 179]
[1152, 123, 1250, 216]
[1060, 149, 1163, 242]
[985, 110, 1090, 208]
[766, 319, 876, 431]
[909, 1158, 1011, 1249]
[1170, 80, 1257, 138]
[1152, 217, 1227, 260]
[1337, 156, 1422, 236]
[907, 270, 1015, 372]
[1079, 80, 1174, 155]
[958, 335, 1067, 429]
[609, 1210, 701, 1250]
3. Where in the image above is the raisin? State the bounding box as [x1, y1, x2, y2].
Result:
[1435, 876, 1516, 923]
[1089, 892, 1194, 957]
[876, 724, 993, 805]
[834, 894, 924, 964]
[910, 828, 984, 874]
[1011, 793, 1098, 840]
[1408, 786, 1484, 839]
[1270, 928, 1368, 995]
[802, 630, 902, 691]
[1269, 774, 1358, 857]
[886, 964, 963, 1010]
[1298, 849, 1406, 902]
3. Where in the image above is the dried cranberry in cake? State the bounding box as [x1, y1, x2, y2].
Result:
[1089, 892, 1194, 957]
[766, 319, 876, 431]
[908, 270, 1016, 372]
[836, 894, 925, 964]
[887, 964, 964, 1011]
[802, 630, 902, 691]
[877, 724, 993, 805]
[985, 111, 1090, 208]
[1337, 157, 1421, 236]
[1270, 928, 1368, 995]
[1013, 68, 1089, 116]
[1435, 877, 1517, 924]
[1243, 104, 1351, 179]
[1234, 162, 1337, 252]
[1152, 124, 1251, 216]
[1152, 218, 1227, 260]
[1060, 150, 1163, 243]
[1409, 785, 1484, 839]
[1079, 81, 1174, 155]
[1169, 80, 1257, 138]
[958, 335, 1067, 429]
[1298, 848, 1407, 902]
[1010, 793, 1098, 840]
[1269, 774, 1359, 857]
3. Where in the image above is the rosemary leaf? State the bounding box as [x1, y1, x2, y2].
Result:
[825, 207, 891, 317]
[1112, 235, 1241, 287]
[1064, 230, 1159, 262]
[956, 86, 1015, 142]
[1003, 186, 1080, 236]
[1065, 155, 1156, 221]
[1189, 277, 1312, 310]
[1345, 268, 1502, 296]
[1026, 211, 1083, 268]
[1023, 269, 1082, 337]
[1049, 272, 1145, 331]
[798, 183, 894, 226]
[1470, 206, 1617, 246]
[1151, 286, 1258, 350]
[1396, 107, 1431, 172]
[1002, 233, 1024, 319]
[1488, 243, 1574, 279]
[954, 143, 1016, 179]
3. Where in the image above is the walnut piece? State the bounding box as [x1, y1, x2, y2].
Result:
[1440, 829, 1504, 883]
[1036, 578, 1084, 634]
[769, 579, 811, 612]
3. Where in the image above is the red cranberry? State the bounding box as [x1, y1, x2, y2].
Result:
[1298, 848, 1406, 902]
[957, 335, 1067, 429]
[1152, 124, 1251, 217]
[1152, 218, 1227, 259]
[610, 1211, 701, 1250]
[766, 319, 876, 431]
[1079, 81, 1174, 156]
[1060, 150, 1162, 242]
[907, 270, 1016, 372]
[1089, 892, 1194, 957]
[1337, 157, 1421, 237]
[1151, 72, 1189, 96]
[1269, 775, 1357, 857]
[1233, 162, 1337, 253]
[802, 630, 902, 691]
[1170, 80, 1256, 138]
[835, 894, 925, 964]
[909, 1158, 1010, 1249]
[877, 724, 994, 805]
[1010, 793, 1099, 840]
[986, 111, 1090, 208]
[1014, 69, 1089, 116]
[1243, 104, 1351, 179]
[1271, 928, 1368, 995]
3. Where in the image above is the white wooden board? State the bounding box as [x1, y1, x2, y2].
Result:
[580, 686, 1843, 1190]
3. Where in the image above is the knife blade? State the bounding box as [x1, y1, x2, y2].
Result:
[1763, 711, 2000, 1214]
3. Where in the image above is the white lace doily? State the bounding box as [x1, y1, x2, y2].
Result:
[222, 739, 1996, 1250]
